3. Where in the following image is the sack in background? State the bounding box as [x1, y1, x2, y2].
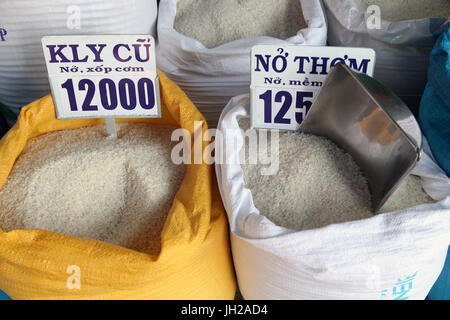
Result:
[323, 0, 449, 116]
[419, 26, 450, 301]
[156, 0, 327, 127]
[419, 27, 450, 177]
[0, 0, 158, 126]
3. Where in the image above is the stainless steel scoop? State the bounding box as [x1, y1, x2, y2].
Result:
[299, 62, 422, 212]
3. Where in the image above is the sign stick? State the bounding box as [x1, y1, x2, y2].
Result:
[105, 118, 117, 138]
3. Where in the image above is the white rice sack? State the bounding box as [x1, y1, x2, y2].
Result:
[216, 94, 450, 300]
[157, 0, 327, 127]
[0, 0, 158, 125]
[323, 0, 450, 115]
[0, 123, 185, 255]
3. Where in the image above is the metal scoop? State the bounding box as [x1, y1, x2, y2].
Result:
[299, 62, 422, 212]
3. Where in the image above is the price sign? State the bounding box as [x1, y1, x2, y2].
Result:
[42, 35, 161, 121]
[250, 45, 376, 131]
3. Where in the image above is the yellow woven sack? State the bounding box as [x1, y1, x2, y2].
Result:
[0, 71, 236, 300]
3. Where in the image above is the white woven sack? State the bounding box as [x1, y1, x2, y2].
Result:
[216, 94, 450, 300]
[0, 0, 158, 125]
[156, 0, 327, 127]
[323, 0, 450, 114]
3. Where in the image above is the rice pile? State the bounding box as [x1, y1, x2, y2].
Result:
[354, 0, 450, 21]
[0, 122, 185, 255]
[238, 119, 433, 231]
[174, 0, 307, 48]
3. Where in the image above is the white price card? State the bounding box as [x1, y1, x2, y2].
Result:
[250, 45, 376, 131]
[42, 35, 161, 120]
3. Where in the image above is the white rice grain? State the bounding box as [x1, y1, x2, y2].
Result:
[0, 123, 185, 255]
[174, 0, 307, 48]
[238, 119, 433, 231]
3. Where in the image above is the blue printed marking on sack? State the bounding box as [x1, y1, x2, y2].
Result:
[381, 272, 417, 300]
[0, 28, 7, 42]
